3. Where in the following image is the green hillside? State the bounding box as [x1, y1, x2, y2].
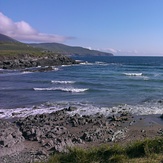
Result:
[30, 42, 113, 56]
[0, 33, 43, 58]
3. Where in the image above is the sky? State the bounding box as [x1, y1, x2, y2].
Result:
[0, 0, 163, 56]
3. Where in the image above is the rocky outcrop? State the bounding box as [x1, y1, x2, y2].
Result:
[14, 109, 131, 154]
[0, 108, 135, 163]
[0, 53, 76, 69]
[0, 119, 24, 157]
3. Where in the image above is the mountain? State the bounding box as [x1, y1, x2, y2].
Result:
[30, 43, 113, 56]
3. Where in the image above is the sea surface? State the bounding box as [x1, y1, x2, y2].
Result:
[1, 56, 163, 119]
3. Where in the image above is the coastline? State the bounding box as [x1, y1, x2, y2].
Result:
[1, 56, 163, 162]
[0, 107, 163, 163]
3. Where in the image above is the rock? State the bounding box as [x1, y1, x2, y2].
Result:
[160, 114, 163, 119]
[0, 53, 77, 70]
[157, 129, 163, 135]
[0, 119, 24, 157]
[108, 129, 114, 135]
[52, 138, 74, 152]
[110, 129, 127, 142]
[13, 107, 131, 159]
[66, 106, 77, 111]
[36, 150, 48, 156]
[81, 132, 94, 142]
[72, 137, 83, 144]
[110, 115, 120, 121]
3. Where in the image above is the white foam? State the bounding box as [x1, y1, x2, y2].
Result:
[21, 71, 33, 74]
[79, 61, 93, 65]
[51, 67, 59, 71]
[1, 101, 163, 119]
[95, 61, 108, 65]
[75, 60, 83, 62]
[0, 103, 67, 119]
[68, 102, 163, 117]
[51, 80, 75, 84]
[61, 65, 71, 67]
[123, 72, 143, 76]
[33, 87, 88, 93]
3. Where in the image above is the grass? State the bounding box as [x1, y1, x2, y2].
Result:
[0, 41, 43, 57]
[39, 137, 163, 163]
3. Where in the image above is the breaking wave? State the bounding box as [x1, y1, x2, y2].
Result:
[1, 100, 163, 119]
[123, 72, 143, 76]
[51, 80, 75, 84]
[33, 87, 89, 93]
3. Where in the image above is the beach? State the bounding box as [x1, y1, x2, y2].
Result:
[0, 107, 163, 163]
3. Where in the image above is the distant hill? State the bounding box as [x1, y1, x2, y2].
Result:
[30, 43, 113, 56]
[0, 34, 113, 57]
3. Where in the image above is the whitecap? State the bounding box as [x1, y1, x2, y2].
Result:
[33, 87, 89, 93]
[123, 72, 143, 76]
[79, 61, 93, 65]
[61, 65, 71, 67]
[95, 61, 108, 65]
[60, 88, 88, 93]
[51, 80, 75, 84]
[21, 71, 33, 74]
[51, 67, 59, 71]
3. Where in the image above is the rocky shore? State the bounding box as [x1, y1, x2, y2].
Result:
[0, 107, 163, 163]
[0, 53, 77, 70]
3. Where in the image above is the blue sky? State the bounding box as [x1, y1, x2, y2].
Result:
[0, 0, 163, 56]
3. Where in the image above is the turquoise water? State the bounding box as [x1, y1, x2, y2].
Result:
[1, 56, 163, 118]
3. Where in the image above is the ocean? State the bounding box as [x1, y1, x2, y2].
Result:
[1, 56, 163, 119]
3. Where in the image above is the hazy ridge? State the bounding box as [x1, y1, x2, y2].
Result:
[30, 42, 113, 56]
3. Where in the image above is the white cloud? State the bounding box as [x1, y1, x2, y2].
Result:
[0, 12, 73, 43]
[106, 48, 117, 53]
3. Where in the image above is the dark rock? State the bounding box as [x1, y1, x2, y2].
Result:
[0, 53, 77, 70]
[36, 150, 48, 156]
[81, 132, 93, 142]
[66, 106, 77, 111]
[72, 137, 83, 144]
[160, 114, 163, 119]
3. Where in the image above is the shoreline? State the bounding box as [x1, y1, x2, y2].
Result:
[0, 107, 163, 163]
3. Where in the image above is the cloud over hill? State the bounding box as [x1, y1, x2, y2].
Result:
[0, 12, 73, 43]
